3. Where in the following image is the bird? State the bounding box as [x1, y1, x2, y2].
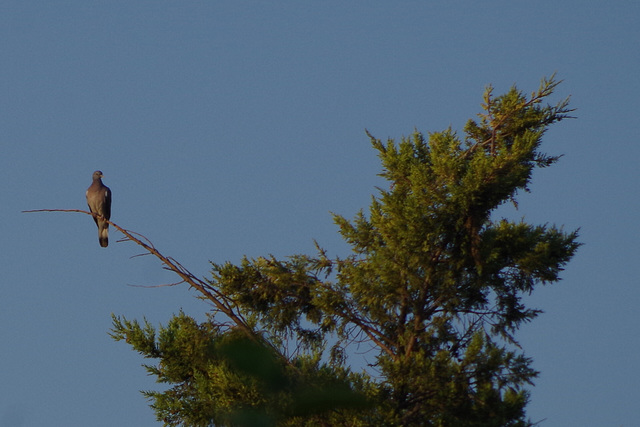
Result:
[86, 170, 112, 247]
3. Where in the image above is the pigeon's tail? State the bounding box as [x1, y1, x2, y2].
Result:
[99, 224, 109, 248]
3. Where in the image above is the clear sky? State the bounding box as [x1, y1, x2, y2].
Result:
[2, 2, 638, 426]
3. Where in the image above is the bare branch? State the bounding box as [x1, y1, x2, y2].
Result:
[129, 253, 152, 259]
[127, 281, 185, 288]
[22, 208, 258, 341]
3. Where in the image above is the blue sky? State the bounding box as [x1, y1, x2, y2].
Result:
[2, 2, 638, 426]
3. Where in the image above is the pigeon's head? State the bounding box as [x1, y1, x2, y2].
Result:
[92, 170, 104, 180]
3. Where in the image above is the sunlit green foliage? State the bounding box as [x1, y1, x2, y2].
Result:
[111, 312, 374, 426]
[112, 76, 579, 426]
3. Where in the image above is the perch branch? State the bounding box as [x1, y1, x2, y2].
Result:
[22, 209, 256, 339]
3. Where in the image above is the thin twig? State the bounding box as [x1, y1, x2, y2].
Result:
[127, 281, 185, 288]
[129, 253, 152, 259]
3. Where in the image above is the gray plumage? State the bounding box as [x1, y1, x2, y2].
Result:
[86, 170, 112, 247]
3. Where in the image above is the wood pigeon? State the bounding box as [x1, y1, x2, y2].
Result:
[86, 170, 112, 247]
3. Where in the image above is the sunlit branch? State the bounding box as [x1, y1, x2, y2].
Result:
[22, 209, 256, 340]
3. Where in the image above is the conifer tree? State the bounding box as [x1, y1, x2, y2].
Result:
[112, 75, 579, 426]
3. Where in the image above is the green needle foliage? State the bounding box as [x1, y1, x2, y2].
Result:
[112, 75, 579, 426]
